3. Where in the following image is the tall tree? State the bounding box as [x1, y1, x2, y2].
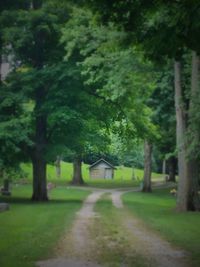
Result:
[1, 0, 76, 200]
[87, 0, 200, 210]
[141, 1, 200, 210]
[150, 64, 177, 181]
[62, 7, 158, 190]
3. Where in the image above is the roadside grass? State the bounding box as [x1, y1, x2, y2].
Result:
[123, 189, 200, 267]
[91, 194, 151, 267]
[0, 185, 90, 267]
[20, 162, 162, 188]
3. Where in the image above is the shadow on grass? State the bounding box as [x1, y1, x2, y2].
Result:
[0, 196, 83, 205]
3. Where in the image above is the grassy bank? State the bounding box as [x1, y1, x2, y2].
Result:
[20, 161, 162, 188]
[0, 185, 90, 267]
[123, 189, 200, 267]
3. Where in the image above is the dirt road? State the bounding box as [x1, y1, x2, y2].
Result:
[37, 187, 188, 267]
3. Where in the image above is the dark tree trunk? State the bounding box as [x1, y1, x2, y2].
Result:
[32, 154, 48, 201]
[0, 53, 2, 82]
[187, 51, 200, 210]
[31, 88, 48, 201]
[187, 160, 200, 210]
[167, 156, 177, 182]
[142, 140, 152, 192]
[71, 156, 84, 185]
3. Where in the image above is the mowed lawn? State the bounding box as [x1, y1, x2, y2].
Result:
[123, 189, 200, 267]
[21, 161, 162, 188]
[0, 185, 90, 267]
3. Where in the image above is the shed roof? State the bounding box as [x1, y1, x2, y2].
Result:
[89, 158, 116, 169]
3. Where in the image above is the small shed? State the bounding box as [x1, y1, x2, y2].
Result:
[89, 158, 116, 179]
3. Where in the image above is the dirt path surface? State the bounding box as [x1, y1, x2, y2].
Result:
[122, 211, 187, 267]
[37, 190, 106, 267]
[36, 185, 189, 267]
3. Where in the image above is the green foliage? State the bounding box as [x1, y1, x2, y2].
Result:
[0, 1, 113, 174]
[0, 1, 73, 174]
[62, 7, 158, 140]
[109, 133, 144, 168]
[149, 61, 176, 166]
[0, 76, 32, 170]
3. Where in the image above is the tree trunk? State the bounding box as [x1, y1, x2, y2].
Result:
[31, 0, 42, 9]
[167, 156, 176, 182]
[187, 51, 200, 210]
[132, 166, 135, 180]
[187, 161, 200, 210]
[142, 140, 152, 192]
[175, 60, 189, 211]
[55, 155, 61, 178]
[30, 1, 47, 201]
[162, 158, 168, 182]
[71, 156, 84, 185]
[0, 53, 2, 82]
[162, 159, 166, 176]
[31, 88, 48, 201]
[32, 153, 48, 201]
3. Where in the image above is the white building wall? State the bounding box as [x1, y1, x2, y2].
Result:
[90, 161, 114, 179]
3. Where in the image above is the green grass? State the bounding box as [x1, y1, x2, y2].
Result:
[0, 185, 90, 267]
[20, 161, 162, 188]
[123, 189, 200, 267]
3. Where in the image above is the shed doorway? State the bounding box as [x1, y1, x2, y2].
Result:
[104, 168, 112, 179]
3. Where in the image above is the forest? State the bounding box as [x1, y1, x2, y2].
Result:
[0, 0, 200, 213]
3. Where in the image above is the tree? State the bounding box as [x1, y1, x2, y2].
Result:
[0, 74, 32, 181]
[0, 0, 79, 200]
[67, 105, 112, 185]
[141, 1, 200, 210]
[150, 64, 177, 181]
[62, 6, 159, 192]
[87, 0, 200, 210]
[54, 155, 61, 178]
[0, 1, 31, 175]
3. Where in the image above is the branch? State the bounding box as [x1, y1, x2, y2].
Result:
[85, 89, 127, 119]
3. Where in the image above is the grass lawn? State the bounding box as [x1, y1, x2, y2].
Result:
[123, 189, 200, 267]
[0, 185, 90, 267]
[20, 161, 162, 188]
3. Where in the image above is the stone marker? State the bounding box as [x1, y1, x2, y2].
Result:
[1, 179, 11, 196]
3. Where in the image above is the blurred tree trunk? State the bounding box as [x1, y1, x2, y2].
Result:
[55, 155, 61, 178]
[142, 140, 152, 192]
[175, 60, 189, 211]
[187, 51, 200, 210]
[167, 156, 176, 182]
[0, 53, 2, 82]
[31, 88, 48, 201]
[71, 155, 84, 185]
[162, 159, 166, 176]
